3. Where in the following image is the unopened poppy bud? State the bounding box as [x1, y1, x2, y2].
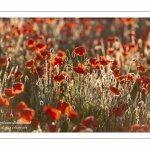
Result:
[40, 100, 44, 106]
[132, 58, 136, 61]
[7, 57, 11, 62]
[50, 48, 54, 53]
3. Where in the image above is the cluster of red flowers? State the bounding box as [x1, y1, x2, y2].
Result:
[0, 18, 150, 132]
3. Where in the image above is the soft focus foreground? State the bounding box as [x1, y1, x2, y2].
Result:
[0, 18, 150, 132]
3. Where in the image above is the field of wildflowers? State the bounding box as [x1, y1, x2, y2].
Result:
[0, 18, 150, 132]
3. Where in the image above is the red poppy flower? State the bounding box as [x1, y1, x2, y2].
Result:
[129, 44, 138, 52]
[99, 56, 110, 66]
[107, 48, 116, 55]
[46, 122, 58, 132]
[113, 60, 119, 66]
[122, 44, 129, 51]
[68, 21, 75, 29]
[31, 118, 40, 128]
[40, 50, 50, 58]
[95, 24, 102, 32]
[5, 110, 17, 119]
[84, 18, 91, 25]
[30, 66, 38, 76]
[112, 107, 123, 118]
[116, 126, 127, 132]
[13, 28, 22, 37]
[88, 57, 100, 68]
[44, 106, 61, 121]
[53, 73, 66, 83]
[122, 52, 129, 58]
[73, 63, 85, 74]
[16, 101, 28, 114]
[0, 58, 7, 66]
[0, 97, 9, 107]
[120, 79, 125, 85]
[88, 57, 97, 68]
[22, 26, 30, 35]
[52, 57, 64, 66]
[46, 18, 55, 24]
[14, 70, 23, 79]
[36, 65, 44, 77]
[108, 36, 115, 44]
[26, 38, 36, 48]
[81, 116, 97, 128]
[146, 83, 150, 91]
[74, 46, 86, 56]
[17, 108, 35, 124]
[57, 50, 66, 59]
[24, 23, 35, 31]
[75, 124, 87, 132]
[130, 124, 148, 132]
[25, 59, 34, 69]
[57, 101, 72, 114]
[35, 18, 44, 24]
[119, 102, 129, 113]
[69, 111, 78, 121]
[35, 43, 47, 51]
[110, 60, 119, 70]
[113, 68, 120, 78]
[10, 25, 17, 30]
[122, 18, 134, 25]
[137, 63, 148, 73]
[12, 82, 24, 94]
[109, 86, 121, 96]
[126, 73, 134, 81]
[142, 75, 150, 84]
[4, 88, 16, 99]
[35, 53, 44, 63]
[117, 75, 126, 83]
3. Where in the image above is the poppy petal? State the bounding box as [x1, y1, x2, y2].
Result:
[57, 101, 72, 114]
[25, 59, 34, 69]
[0, 97, 9, 107]
[109, 86, 121, 96]
[4, 88, 16, 99]
[12, 82, 24, 94]
[44, 106, 60, 120]
[81, 116, 97, 128]
[74, 46, 86, 56]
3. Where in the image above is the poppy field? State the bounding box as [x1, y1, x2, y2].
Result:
[0, 18, 150, 132]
